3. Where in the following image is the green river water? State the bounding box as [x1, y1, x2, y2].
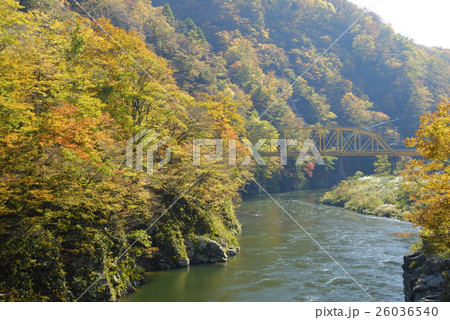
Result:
[123, 190, 416, 302]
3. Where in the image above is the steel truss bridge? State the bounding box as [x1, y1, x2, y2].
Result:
[255, 127, 419, 158]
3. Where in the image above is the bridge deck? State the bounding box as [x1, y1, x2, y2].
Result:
[260, 150, 419, 157]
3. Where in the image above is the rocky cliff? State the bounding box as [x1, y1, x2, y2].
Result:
[402, 250, 450, 302]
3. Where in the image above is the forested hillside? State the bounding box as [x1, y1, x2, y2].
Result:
[0, 0, 250, 301]
[1, 0, 449, 301]
[67, 0, 449, 127]
[72, 0, 450, 189]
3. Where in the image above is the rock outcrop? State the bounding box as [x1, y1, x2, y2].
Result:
[403, 250, 450, 302]
[227, 246, 239, 256]
[140, 235, 238, 270]
[185, 236, 228, 264]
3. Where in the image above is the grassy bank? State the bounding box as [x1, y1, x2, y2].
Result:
[321, 172, 411, 220]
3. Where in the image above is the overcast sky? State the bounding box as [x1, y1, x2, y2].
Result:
[348, 0, 450, 48]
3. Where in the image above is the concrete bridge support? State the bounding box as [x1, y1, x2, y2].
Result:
[388, 155, 401, 175]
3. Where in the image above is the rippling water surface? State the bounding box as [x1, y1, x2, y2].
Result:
[123, 190, 417, 302]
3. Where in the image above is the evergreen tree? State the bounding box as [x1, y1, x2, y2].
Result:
[162, 3, 175, 25]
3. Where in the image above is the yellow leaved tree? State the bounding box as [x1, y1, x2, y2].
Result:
[403, 103, 450, 256]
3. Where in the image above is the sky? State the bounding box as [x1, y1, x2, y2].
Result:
[348, 0, 450, 48]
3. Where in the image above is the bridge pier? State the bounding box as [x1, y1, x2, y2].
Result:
[388, 155, 400, 175]
[338, 158, 347, 180]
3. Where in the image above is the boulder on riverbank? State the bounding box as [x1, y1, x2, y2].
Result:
[185, 236, 228, 264]
[228, 246, 239, 256]
[403, 250, 450, 302]
[140, 234, 238, 270]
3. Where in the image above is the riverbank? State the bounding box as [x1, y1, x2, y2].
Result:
[320, 172, 410, 220]
[319, 173, 450, 301]
[139, 235, 240, 271]
[403, 250, 450, 301]
[101, 237, 241, 301]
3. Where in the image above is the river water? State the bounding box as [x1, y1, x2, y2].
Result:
[123, 190, 417, 302]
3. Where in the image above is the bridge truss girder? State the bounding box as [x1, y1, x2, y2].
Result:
[254, 127, 418, 157]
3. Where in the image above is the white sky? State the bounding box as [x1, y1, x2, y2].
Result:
[348, 0, 450, 48]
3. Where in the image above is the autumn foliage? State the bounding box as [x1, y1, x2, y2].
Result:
[0, 1, 250, 301]
[403, 103, 450, 256]
[1, 0, 449, 301]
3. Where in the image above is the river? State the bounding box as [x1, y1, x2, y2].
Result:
[123, 190, 417, 302]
